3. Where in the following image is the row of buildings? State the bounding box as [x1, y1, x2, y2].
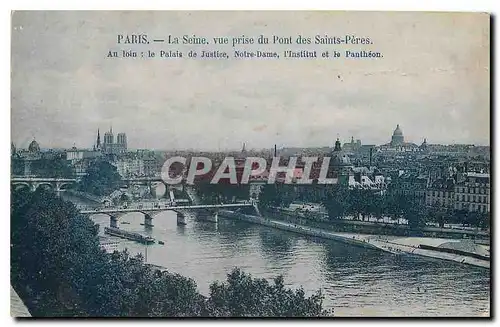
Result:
[11, 124, 490, 216]
[66, 128, 160, 178]
[236, 125, 490, 214]
[393, 171, 491, 214]
[12, 129, 162, 179]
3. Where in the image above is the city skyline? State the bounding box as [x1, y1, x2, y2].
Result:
[10, 11, 491, 319]
[11, 122, 490, 152]
[11, 11, 490, 150]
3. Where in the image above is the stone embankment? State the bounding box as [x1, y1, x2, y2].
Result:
[219, 210, 489, 269]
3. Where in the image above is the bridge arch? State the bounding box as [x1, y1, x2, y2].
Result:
[57, 182, 74, 191]
[12, 182, 31, 191]
[35, 182, 54, 191]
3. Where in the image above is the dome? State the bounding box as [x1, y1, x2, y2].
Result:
[331, 139, 351, 166]
[331, 152, 351, 166]
[28, 139, 40, 152]
[393, 124, 403, 136]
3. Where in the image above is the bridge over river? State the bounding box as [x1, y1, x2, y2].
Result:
[62, 192, 490, 316]
[80, 202, 257, 227]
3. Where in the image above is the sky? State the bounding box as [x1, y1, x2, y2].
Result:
[11, 11, 490, 150]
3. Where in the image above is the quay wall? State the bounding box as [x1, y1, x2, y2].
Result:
[219, 210, 489, 269]
[219, 210, 378, 251]
[268, 207, 489, 239]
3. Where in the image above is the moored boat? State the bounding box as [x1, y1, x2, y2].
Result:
[104, 227, 154, 244]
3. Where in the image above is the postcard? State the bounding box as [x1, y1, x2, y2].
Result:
[10, 11, 490, 318]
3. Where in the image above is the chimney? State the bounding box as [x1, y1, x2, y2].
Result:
[274, 144, 277, 157]
[369, 147, 373, 167]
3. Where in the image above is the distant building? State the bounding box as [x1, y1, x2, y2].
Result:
[11, 139, 42, 175]
[425, 177, 455, 209]
[391, 124, 404, 146]
[66, 146, 101, 164]
[454, 172, 490, 213]
[114, 157, 144, 178]
[65, 144, 102, 178]
[351, 166, 387, 192]
[99, 236, 119, 253]
[378, 124, 422, 152]
[328, 138, 354, 186]
[342, 136, 361, 154]
[100, 127, 127, 155]
[389, 172, 428, 205]
[11, 138, 66, 176]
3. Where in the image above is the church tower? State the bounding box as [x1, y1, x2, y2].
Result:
[96, 129, 101, 150]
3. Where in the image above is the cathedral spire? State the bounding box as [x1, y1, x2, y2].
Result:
[97, 128, 101, 148]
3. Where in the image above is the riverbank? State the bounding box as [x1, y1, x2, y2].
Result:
[269, 207, 489, 240]
[65, 189, 102, 204]
[219, 210, 489, 269]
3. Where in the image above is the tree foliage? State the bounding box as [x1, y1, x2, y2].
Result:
[206, 269, 330, 317]
[78, 159, 122, 196]
[255, 184, 491, 229]
[11, 188, 330, 317]
[195, 182, 250, 204]
[30, 156, 74, 178]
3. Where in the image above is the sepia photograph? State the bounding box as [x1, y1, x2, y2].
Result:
[10, 10, 490, 318]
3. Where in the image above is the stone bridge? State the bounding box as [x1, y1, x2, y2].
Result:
[11, 176, 77, 193]
[80, 202, 258, 227]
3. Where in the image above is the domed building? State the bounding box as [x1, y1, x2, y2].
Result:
[379, 124, 420, 152]
[12, 138, 43, 176]
[28, 139, 41, 153]
[328, 138, 354, 186]
[331, 138, 352, 167]
[390, 124, 404, 146]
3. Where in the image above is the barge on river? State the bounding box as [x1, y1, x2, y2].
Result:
[104, 227, 155, 244]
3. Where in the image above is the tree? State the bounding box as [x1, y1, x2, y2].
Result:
[398, 195, 426, 229]
[205, 268, 331, 317]
[31, 156, 74, 178]
[79, 159, 122, 196]
[323, 186, 349, 220]
[258, 184, 280, 209]
[11, 188, 331, 317]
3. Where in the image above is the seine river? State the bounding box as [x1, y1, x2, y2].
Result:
[65, 195, 490, 317]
